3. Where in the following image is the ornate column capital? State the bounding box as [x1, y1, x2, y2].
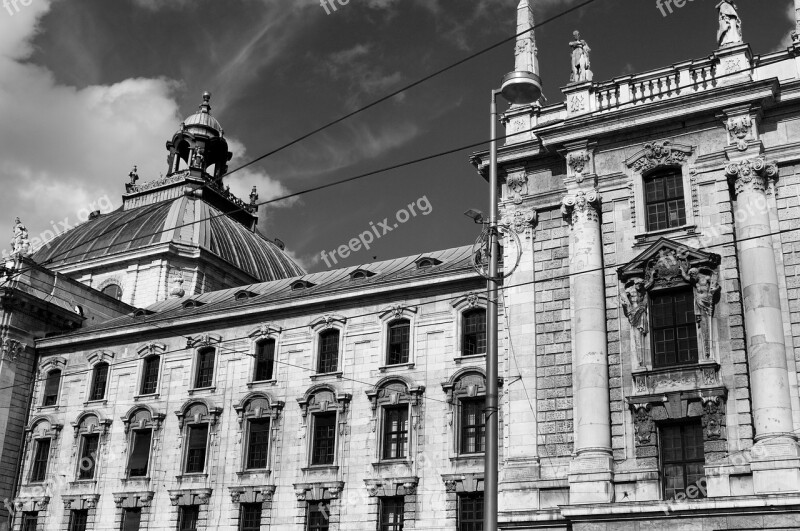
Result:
[561, 189, 601, 225]
[501, 208, 537, 236]
[725, 157, 777, 196]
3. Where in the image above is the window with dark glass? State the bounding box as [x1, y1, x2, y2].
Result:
[121, 508, 142, 531]
[460, 399, 486, 454]
[387, 320, 410, 365]
[651, 290, 698, 367]
[102, 283, 123, 300]
[77, 434, 99, 480]
[311, 412, 336, 465]
[89, 362, 109, 401]
[21, 512, 38, 531]
[42, 369, 61, 406]
[645, 169, 686, 232]
[317, 330, 339, 374]
[379, 497, 404, 531]
[382, 406, 409, 460]
[184, 424, 208, 473]
[239, 503, 261, 531]
[307, 501, 330, 531]
[458, 493, 484, 531]
[140, 356, 160, 395]
[462, 309, 486, 356]
[246, 418, 270, 469]
[69, 510, 88, 531]
[30, 438, 50, 482]
[128, 429, 152, 477]
[178, 506, 199, 531]
[194, 348, 215, 388]
[661, 421, 705, 500]
[254, 339, 275, 381]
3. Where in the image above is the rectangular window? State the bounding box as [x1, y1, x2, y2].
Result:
[42, 370, 61, 406]
[128, 429, 152, 477]
[194, 348, 215, 389]
[307, 501, 330, 531]
[77, 434, 99, 480]
[317, 331, 340, 374]
[141, 356, 160, 395]
[651, 290, 698, 367]
[458, 493, 484, 531]
[460, 399, 486, 455]
[387, 321, 410, 365]
[379, 497, 404, 531]
[89, 363, 109, 401]
[30, 438, 50, 482]
[69, 510, 88, 531]
[21, 512, 38, 531]
[178, 506, 199, 531]
[254, 340, 275, 381]
[121, 508, 142, 531]
[239, 503, 261, 531]
[246, 419, 271, 470]
[382, 406, 409, 460]
[184, 424, 208, 474]
[645, 170, 686, 232]
[661, 422, 706, 500]
[463, 310, 487, 356]
[311, 412, 337, 465]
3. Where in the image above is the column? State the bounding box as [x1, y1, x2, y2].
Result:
[561, 166, 613, 504]
[726, 157, 800, 493]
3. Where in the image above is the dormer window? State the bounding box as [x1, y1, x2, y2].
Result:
[645, 168, 686, 232]
[183, 299, 205, 309]
[350, 269, 376, 281]
[235, 290, 258, 301]
[101, 283, 123, 300]
[415, 257, 442, 270]
[133, 309, 155, 318]
[291, 280, 315, 291]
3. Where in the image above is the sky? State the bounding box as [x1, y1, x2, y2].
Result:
[0, 0, 794, 273]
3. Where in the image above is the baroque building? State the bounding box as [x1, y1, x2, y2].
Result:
[8, 1, 800, 530]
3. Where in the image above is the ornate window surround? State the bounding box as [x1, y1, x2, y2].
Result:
[451, 293, 488, 360]
[233, 391, 284, 475]
[120, 405, 165, 482]
[362, 478, 419, 530]
[247, 323, 282, 385]
[624, 140, 697, 241]
[174, 399, 222, 478]
[297, 384, 351, 472]
[166, 489, 212, 531]
[185, 334, 222, 393]
[85, 350, 114, 405]
[23, 416, 62, 485]
[308, 314, 347, 379]
[365, 376, 425, 466]
[228, 486, 277, 529]
[377, 305, 418, 370]
[61, 495, 101, 529]
[70, 412, 111, 483]
[135, 342, 166, 399]
[37, 357, 66, 410]
[112, 491, 155, 531]
[292, 483, 345, 531]
[441, 369, 499, 462]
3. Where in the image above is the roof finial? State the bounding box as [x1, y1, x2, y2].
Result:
[795, 0, 800, 43]
[199, 91, 211, 114]
[514, 0, 539, 76]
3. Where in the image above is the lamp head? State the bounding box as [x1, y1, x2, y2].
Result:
[464, 209, 485, 224]
[500, 71, 542, 105]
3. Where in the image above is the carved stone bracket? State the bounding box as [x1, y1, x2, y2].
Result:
[631, 404, 655, 445]
[725, 156, 778, 196]
[1, 337, 24, 361]
[228, 485, 276, 504]
[701, 396, 726, 440]
[441, 474, 484, 494]
[501, 208, 538, 236]
[363, 477, 418, 497]
[561, 189, 601, 225]
[294, 482, 344, 502]
[167, 489, 212, 506]
[505, 170, 528, 205]
[727, 115, 753, 151]
[112, 491, 154, 509]
[567, 152, 592, 182]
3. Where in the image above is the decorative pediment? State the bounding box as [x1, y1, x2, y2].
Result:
[625, 141, 694, 174]
[617, 238, 720, 286]
[378, 304, 417, 322]
[86, 350, 114, 366]
[248, 323, 281, 339]
[297, 385, 351, 417]
[136, 342, 166, 358]
[309, 314, 347, 332]
[451, 292, 488, 312]
[185, 333, 222, 349]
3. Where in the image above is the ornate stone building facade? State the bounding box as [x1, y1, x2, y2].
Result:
[8, 1, 800, 530]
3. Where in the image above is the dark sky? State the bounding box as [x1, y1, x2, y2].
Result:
[0, 0, 793, 272]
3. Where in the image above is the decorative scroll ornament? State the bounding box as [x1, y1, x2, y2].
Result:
[561, 189, 601, 225]
[1, 338, 24, 361]
[645, 248, 688, 289]
[567, 152, 591, 181]
[632, 404, 654, 445]
[502, 208, 537, 235]
[629, 141, 690, 174]
[727, 115, 752, 151]
[725, 157, 778, 196]
[702, 397, 725, 440]
[506, 172, 528, 205]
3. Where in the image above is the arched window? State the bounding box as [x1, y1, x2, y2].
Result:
[387, 320, 410, 365]
[101, 283, 123, 300]
[235, 396, 278, 471]
[317, 329, 340, 374]
[122, 408, 162, 478]
[442, 370, 490, 457]
[253, 339, 275, 382]
[176, 402, 221, 474]
[42, 370, 61, 407]
[74, 415, 104, 480]
[89, 362, 109, 401]
[462, 309, 487, 356]
[298, 386, 351, 467]
[366, 378, 424, 462]
[644, 168, 686, 232]
[27, 418, 61, 483]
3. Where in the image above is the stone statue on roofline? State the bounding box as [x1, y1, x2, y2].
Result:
[716, 1, 742, 47]
[569, 30, 593, 84]
[10, 217, 31, 258]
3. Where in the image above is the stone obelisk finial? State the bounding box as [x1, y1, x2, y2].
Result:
[794, 0, 800, 43]
[514, 0, 539, 76]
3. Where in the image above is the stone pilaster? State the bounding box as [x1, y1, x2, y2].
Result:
[561, 156, 613, 504]
[726, 156, 800, 493]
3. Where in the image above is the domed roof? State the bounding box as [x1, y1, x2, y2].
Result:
[32, 196, 305, 282]
[182, 92, 223, 137]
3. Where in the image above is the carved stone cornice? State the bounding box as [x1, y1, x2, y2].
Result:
[725, 156, 778, 196]
[561, 189, 601, 225]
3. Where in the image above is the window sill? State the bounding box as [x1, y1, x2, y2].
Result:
[379, 363, 415, 372]
[454, 354, 486, 365]
[36, 405, 59, 412]
[83, 399, 107, 407]
[246, 380, 277, 389]
[634, 224, 697, 245]
[69, 479, 97, 487]
[302, 465, 339, 473]
[236, 469, 272, 479]
[373, 459, 411, 467]
[188, 386, 216, 395]
[449, 454, 485, 465]
[310, 371, 343, 381]
[176, 473, 208, 482]
[134, 393, 159, 401]
[121, 476, 151, 485]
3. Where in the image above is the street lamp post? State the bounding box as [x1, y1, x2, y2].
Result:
[485, 71, 541, 531]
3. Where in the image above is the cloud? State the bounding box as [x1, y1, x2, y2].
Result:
[776, 1, 797, 50]
[320, 43, 404, 110]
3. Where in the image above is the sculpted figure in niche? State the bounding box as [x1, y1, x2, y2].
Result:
[716, 1, 742, 47]
[680, 262, 721, 359]
[620, 278, 651, 366]
[569, 31, 593, 83]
